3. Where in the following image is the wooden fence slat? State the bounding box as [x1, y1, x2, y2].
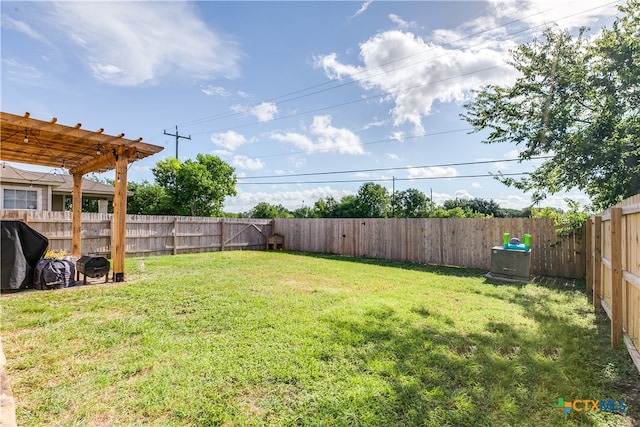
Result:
[593, 215, 601, 310]
[588, 197, 640, 370]
[611, 207, 623, 347]
[586, 219, 593, 296]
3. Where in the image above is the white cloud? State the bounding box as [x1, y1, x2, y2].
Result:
[472, 182, 482, 189]
[493, 194, 531, 209]
[386, 153, 400, 160]
[210, 130, 250, 151]
[352, 0, 373, 18]
[430, 15, 505, 49]
[431, 191, 453, 206]
[271, 115, 365, 155]
[389, 131, 405, 142]
[231, 102, 278, 122]
[288, 156, 306, 169]
[201, 85, 230, 97]
[488, 0, 619, 31]
[90, 63, 123, 80]
[2, 58, 43, 81]
[504, 149, 521, 160]
[316, 1, 618, 136]
[388, 14, 417, 30]
[491, 191, 591, 210]
[432, 0, 617, 49]
[538, 193, 591, 210]
[493, 161, 508, 171]
[46, 2, 241, 86]
[2, 15, 48, 42]
[407, 166, 458, 179]
[316, 30, 516, 134]
[455, 189, 473, 200]
[211, 149, 233, 158]
[231, 155, 265, 170]
[362, 119, 386, 130]
[251, 102, 278, 122]
[225, 186, 353, 213]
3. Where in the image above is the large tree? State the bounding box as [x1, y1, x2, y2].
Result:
[248, 202, 292, 219]
[443, 197, 503, 217]
[151, 154, 236, 216]
[127, 180, 170, 215]
[355, 182, 390, 218]
[391, 188, 434, 218]
[462, 1, 639, 210]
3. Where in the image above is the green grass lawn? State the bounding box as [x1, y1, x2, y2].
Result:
[1, 251, 638, 426]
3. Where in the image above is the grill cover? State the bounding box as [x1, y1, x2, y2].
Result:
[1, 220, 49, 291]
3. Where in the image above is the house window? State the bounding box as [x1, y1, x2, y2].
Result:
[3, 188, 39, 210]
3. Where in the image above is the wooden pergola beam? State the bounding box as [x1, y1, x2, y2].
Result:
[0, 111, 163, 282]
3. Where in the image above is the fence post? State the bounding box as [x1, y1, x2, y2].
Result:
[173, 217, 178, 256]
[610, 207, 623, 348]
[585, 218, 593, 296]
[593, 216, 602, 309]
[221, 218, 226, 251]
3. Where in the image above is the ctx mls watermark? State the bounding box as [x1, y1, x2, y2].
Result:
[554, 398, 627, 416]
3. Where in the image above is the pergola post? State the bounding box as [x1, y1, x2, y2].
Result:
[112, 149, 129, 282]
[1, 111, 163, 283]
[71, 173, 83, 257]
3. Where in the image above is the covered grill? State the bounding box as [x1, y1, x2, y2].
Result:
[76, 256, 110, 284]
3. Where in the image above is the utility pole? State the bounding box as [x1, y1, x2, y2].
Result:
[163, 125, 191, 160]
[392, 176, 396, 217]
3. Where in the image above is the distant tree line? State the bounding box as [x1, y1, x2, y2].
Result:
[242, 182, 545, 220]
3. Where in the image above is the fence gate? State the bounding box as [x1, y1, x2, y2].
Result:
[221, 220, 271, 250]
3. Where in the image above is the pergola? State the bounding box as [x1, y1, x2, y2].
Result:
[1, 111, 164, 281]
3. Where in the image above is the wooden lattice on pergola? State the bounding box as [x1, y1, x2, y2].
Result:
[1, 111, 164, 281]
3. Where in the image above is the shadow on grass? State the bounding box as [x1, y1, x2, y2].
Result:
[286, 250, 588, 294]
[302, 280, 639, 426]
[286, 251, 490, 279]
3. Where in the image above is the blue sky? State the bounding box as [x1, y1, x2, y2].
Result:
[1, 0, 621, 213]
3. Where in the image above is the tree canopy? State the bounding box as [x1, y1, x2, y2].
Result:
[462, 1, 640, 210]
[127, 154, 236, 216]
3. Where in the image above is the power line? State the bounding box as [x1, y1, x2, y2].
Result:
[175, 0, 619, 132]
[238, 156, 553, 179]
[238, 155, 553, 180]
[237, 172, 529, 186]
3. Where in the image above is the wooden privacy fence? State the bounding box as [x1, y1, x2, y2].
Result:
[273, 217, 585, 278]
[586, 194, 640, 372]
[0, 210, 272, 257]
[0, 211, 585, 278]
